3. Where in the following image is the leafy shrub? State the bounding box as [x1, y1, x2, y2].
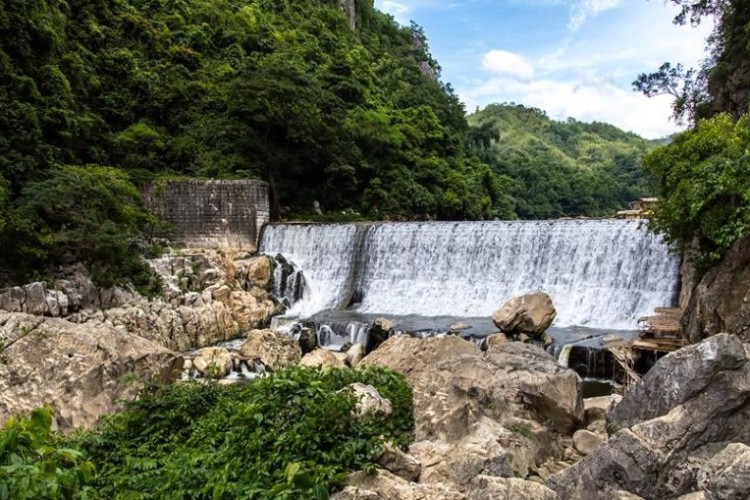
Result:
[643, 113, 750, 267]
[0, 407, 94, 499]
[70, 365, 413, 499]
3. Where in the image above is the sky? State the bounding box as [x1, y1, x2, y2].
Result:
[373, 0, 713, 139]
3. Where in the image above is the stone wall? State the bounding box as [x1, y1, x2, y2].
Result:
[142, 180, 269, 251]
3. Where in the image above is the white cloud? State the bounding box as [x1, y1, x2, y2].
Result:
[376, 0, 412, 24]
[569, 0, 623, 31]
[481, 50, 535, 81]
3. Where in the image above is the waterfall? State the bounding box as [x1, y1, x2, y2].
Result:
[260, 220, 680, 330]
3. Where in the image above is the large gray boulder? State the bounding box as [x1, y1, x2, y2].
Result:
[362, 335, 582, 488]
[0, 312, 182, 430]
[547, 333, 750, 499]
[492, 292, 557, 337]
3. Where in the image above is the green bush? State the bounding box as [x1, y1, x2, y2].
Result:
[69, 365, 413, 499]
[0, 407, 94, 499]
[643, 113, 750, 267]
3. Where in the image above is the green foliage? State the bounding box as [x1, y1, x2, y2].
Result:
[642, 113, 750, 265]
[0, 407, 94, 499]
[69, 365, 413, 499]
[0, 165, 160, 290]
[468, 104, 655, 219]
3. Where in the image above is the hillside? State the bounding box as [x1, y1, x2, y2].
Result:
[0, 0, 507, 286]
[468, 104, 657, 219]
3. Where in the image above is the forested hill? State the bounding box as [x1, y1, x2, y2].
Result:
[468, 104, 657, 219]
[0, 0, 508, 285]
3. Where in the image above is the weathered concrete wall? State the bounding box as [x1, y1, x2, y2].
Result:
[142, 180, 270, 251]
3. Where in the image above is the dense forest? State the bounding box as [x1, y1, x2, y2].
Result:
[468, 104, 654, 219]
[636, 0, 750, 267]
[0, 0, 659, 288]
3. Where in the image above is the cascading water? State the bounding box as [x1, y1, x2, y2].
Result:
[260, 220, 680, 331]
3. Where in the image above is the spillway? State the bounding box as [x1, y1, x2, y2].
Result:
[259, 220, 680, 330]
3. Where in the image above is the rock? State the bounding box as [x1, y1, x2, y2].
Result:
[192, 347, 233, 378]
[346, 343, 365, 366]
[297, 327, 317, 355]
[239, 329, 301, 370]
[377, 443, 422, 482]
[346, 383, 392, 418]
[24, 282, 49, 316]
[245, 255, 273, 289]
[333, 470, 466, 500]
[492, 292, 557, 337]
[0, 312, 182, 430]
[685, 234, 750, 343]
[367, 318, 393, 354]
[585, 394, 622, 424]
[608, 333, 747, 429]
[548, 333, 750, 499]
[362, 335, 582, 483]
[450, 322, 471, 331]
[572, 429, 604, 456]
[467, 476, 556, 500]
[697, 443, 750, 500]
[483, 332, 508, 349]
[299, 348, 346, 368]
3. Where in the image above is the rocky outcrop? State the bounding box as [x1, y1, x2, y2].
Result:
[239, 329, 301, 370]
[684, 234, 750, 343]
[361, 335, 582, 494]
[0, 312, 182, 430]
[492, 292, 557, 338]
[697, 443, 750, 499]
[0, 250, 281, 352]
[547, 333, 750, 499]
[339, 0, 356, 30]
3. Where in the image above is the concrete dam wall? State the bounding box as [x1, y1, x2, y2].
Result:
[143, 180, 270, 251]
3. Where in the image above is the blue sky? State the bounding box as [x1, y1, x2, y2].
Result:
[374, 0, 712, 138]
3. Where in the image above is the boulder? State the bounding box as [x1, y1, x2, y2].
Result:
[483, 332, 508, 349]
[347, 383, 392, 418]
[192, 347, 233, 378]
[0, 312, 182, 430]
[467, 476, 556, 500]
[332, 470, 466, 500]
[377, 443, 422, 482]
[685, 234, 750, 343]
[244, 255, 273, 289]
[299, 348, 346, 368]
[297, 327, 317, 354]
[697, 443, 750, 500]
[572, 429, 604, 456]
[239, 329, 301, 370]
[346, 343, 365, 366]
[584, 394, 622, 425]
[492, 292, 557, 337]
[366, 318, 394, 354]
[548, 333, 750, 499]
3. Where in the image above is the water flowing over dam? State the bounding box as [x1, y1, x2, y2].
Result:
[260, 220, 680, 330]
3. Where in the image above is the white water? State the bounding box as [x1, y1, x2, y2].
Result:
[260, 220, 680, 330]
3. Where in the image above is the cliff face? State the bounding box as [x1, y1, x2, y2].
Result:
[339, 0, 356, 29]
[684, 234, 750, 343]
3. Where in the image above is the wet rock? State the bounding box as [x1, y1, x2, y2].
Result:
[239, 329, 301, 370]
[367, 318, 393, 354]
[492, 292, 557, 338]
[297, 327, 317, 355]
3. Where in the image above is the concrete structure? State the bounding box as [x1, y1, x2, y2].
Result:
[142, 180, 269, 251]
